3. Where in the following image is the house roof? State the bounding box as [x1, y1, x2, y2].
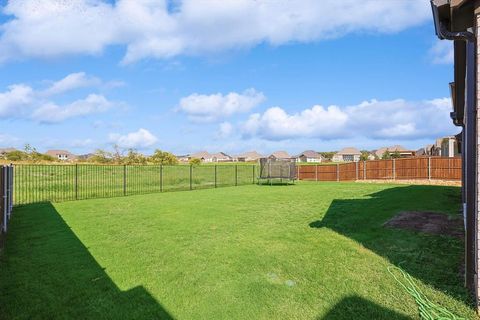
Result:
[235, 151, 263, 159]
[46, 149, 75, 156]
[210, 152, 232, 160]
[374, 145, 409, 158]
[270, 151, 290, 159]
[190, 151, 211, 159]
[297, 150, 322, 158]
[335, 147, 361, 155]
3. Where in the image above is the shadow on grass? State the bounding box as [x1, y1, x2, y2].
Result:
[310, 185, 472, 306]
[320, 295, 410, 320]
[0, 202, 174, 320]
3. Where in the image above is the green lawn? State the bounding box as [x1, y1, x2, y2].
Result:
[0, 182, 476, 319]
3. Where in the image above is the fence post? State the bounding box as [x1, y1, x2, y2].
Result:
[235, 165, 238, 186]
[160, 165, 163, 192]
[75, 164, 78, 200]
[336, 164, 340, 182]
[215, 165, 217, 188]
[297, 165, 300, 180]
[8, 166, 13, 216]
[123, 165, 126, 196]
[392, 159, 396, 180]
[3, 166, 7, 232]
[364, 161, 367, 180]
[355, 161, 359, 181]
[190, 165, 193, 190]
[315, 165, 318, 181]
[428, 157, 431, 180]
[252, 165, 255, 184]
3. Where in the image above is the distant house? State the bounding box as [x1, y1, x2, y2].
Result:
[0, 147, 17, 157]
[189, 151, 232, 163]
[190, 151, 213, 162]
[45, 150, 77, 161]
[440, 136, 460, 158]
[268, 151, 291, 160]
[374, 145, 415, 159]
[210, 152, 232, 162]
[234, 151, 263, 162]
[332, 147, 361, 162]
[176, 154, 191, 163]
[416, 144, 434, 157]
[296, 150, 324, 163]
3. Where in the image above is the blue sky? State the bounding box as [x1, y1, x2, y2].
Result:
[0, 0, 458, 156]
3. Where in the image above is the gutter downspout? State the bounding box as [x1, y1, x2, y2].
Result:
[431, 1, 477, 296]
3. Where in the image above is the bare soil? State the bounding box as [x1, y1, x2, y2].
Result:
[384, 211, 464, 238]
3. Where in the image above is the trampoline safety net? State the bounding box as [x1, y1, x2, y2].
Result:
[258, 158, 296, 183]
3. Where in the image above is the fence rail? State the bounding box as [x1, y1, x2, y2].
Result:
[297, 157, 462, 182]
[1, 165, 14, 234]
[13, 164, 258, 205]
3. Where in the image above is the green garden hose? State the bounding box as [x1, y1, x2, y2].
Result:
[387, 266, 465, 320]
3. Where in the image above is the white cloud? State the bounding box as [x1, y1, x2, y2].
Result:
[0, 72, 119, 122]
[0, 0, 431, 64]
[244, 105, 348, 140]
[109, 128, 158, 149]
[31, 94, 113, 123]
[242, 98, 454, 141]
[42, 72, 100, 96]
[178, 88, 265, 122]
[0, 84, 35, 118]
[430, 40, 453, 64]
[217, 122, 233, 139]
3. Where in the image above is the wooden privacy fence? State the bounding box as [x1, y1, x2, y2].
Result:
[0, 165, 14, 234]
[297, 157, 462, 182]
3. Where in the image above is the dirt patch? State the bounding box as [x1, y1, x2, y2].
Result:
[384, 211, 464, 238]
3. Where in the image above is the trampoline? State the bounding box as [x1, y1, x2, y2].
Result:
[258, 158, 297, 185]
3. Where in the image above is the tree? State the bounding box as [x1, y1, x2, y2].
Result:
[111, 144, 124, 164]
[5, 150, 28, 161]
[381, 150, 391, 160]
[360, 150, 371, 161]
[89, 149, 113, 164]
[319, 152, 335, 161]
[149, 149, 178, 165]
[123, 149, 147, 165]
[391, 151, 401, 159]
[189, 158, 201, 165]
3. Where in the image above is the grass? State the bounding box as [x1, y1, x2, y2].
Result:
[13, 164, 258, 204]
[0, 182, 477, 319]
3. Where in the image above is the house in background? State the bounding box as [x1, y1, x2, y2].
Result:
[296, 150, 324, 163]
[374, 145, 415, 159]
[234, 151, 263, 162]
[210, 152, 232, 162]
[268, 151, 291, 160]
[189, 151, 233, 163]
[332, 147, 361, 162]
[189, 151, 213, 162]
[415, 144, 434, 157]
[176, 154, 190, 163]
[45, 150, 77, 161]
[440, 136, 460, 157]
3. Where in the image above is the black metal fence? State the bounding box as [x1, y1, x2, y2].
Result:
[1, 165, 14, 234]
[14, 164, 258, 205]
